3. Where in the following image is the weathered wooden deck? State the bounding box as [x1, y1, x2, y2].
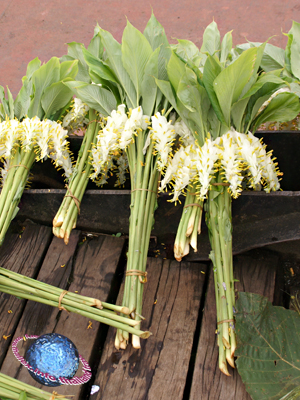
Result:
[0, 219, 286, 399]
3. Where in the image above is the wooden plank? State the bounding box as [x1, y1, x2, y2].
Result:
[0, 221, 52, 366]
[189, 249, 278, 400]
[1, 233, 125, 399]
[0, 229, 81, 378]
[92, 258, 207, 400]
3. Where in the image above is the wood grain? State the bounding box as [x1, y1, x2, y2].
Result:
[92, 258, 207, 400]
[189, 249, 278, 400]
[0, 221, 52, 366]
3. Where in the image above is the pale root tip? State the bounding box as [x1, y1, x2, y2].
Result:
[222, 337, 231, 349]
[53, 215, 64, 227]
[120, 307, 130, 315]
[94, 299, 103, 309]
[140, 331, 152, 339]
[64, 233, 69, 245]
[132, 335, 141, 349]
[220, 362, 230, 376]
[120, 341, 127, 350]
[226, 354, 235, 369]
[114, 335, 120, 350]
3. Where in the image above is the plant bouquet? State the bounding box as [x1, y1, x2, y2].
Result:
[157, 21, 300, 374]
[0, 56, 78, 245]
[58, 14, 183, 349]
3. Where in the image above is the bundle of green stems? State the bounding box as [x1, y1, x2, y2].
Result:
[0, 372, 71, 400]
[0, 146, 36, 246]
[116, 135, 159, 350]
[0, 267, 151, 339]
[53, 109, 99, 244]
[174, 183, 203, 262]
[206, 172, 236, 375]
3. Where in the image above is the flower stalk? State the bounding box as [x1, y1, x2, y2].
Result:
[0, 267, 151, 339]
[53, 109, 99, 244]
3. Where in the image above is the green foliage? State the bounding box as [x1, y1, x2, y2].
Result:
[0, 57, 77, 122]
[235, 292, 300, 400]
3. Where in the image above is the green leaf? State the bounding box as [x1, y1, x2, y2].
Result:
[174, 39, 203, 66]
[100, 28, 137, 108]
[82, 47, 119, 84]
[236, 292, 300, 400]
[27, 57, 60, 119]
[143, 12, 172, 80]
[220, 30, 233, 64]
[60, 60, 79, 80]
[122, 20, 153, 101]
[252, 92, 300, 132]
[231, 97, 250, 132]
[167, 52, 186, 92]
[25, 57, 41, 79]
[213, 47, 258, 126]
[284, 33, 293, 75]
[14, 77, 32, 119]
[65, 42, 91, 82]
[177, 67, 210, 144]
[141, 47, 160, 115]
[201, 21, 221, 57]
[87, 24, 104, 59]
[288, 21, 300, 80]
[41, 80, 74, 119]
[65, 82, 117, 116]
[241, 70, 285, 99]
[0, 86, 10, 118]
[202, 55, 226, 125]
[6, 87, 14, 119]
[155, 78, 177, 111]
[261, 43, 285, 72]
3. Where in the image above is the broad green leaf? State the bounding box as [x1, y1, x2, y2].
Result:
[231, 97, 250, 132]
[60, 60, 78, 80]
[236, 292, 300, 400]
[0, 86, 9, 118]
[207, 105, 221, 139]
[25, 57, 41, 79]
[141, 47, 160, 115]
[284, 33, 293, 75]
[213, 47, 258, 126]
[241, 70, 285, 99]
[155, 78, 177, 111]
[174, 39, 203, 66]
[289, 81, 300, 97]
[201, 21, 221, 57]
[167, 52, 186, 92]
[66, 83, 117, 116]
[14, 77, 32, 119]
[87, 24, 104, 59]
[288, 21, 300, 80]
[220, 31, 233, 64]
[177, 67, 210, 144]
[252, 92, 300, 132]
[143, 13, 172, 80]
[100, 28, 137, 108]
[261, 43, 285, 72]
[65, 42, 91, 82]
[202, 55, 226, 125]
[122, 20, 153, 101]
[6, 87, 14, 119]
[27, 57, 60, 118]
[240, 43, 266, 99]
[41, 80, 74, 119]
[82, 47, 119, 83]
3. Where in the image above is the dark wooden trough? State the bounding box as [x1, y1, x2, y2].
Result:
[0, 131, 299, 400]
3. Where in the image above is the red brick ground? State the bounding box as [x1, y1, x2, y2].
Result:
[1, 0, 300, 97]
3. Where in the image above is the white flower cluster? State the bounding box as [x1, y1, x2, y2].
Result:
[0, 118, 73, 179]
[62, 98, 89, 131]
[160, 128, 281, 201]
[90, 105, 176, 183]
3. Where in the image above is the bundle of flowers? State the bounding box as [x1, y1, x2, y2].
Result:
[0, 56, 78, 245]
